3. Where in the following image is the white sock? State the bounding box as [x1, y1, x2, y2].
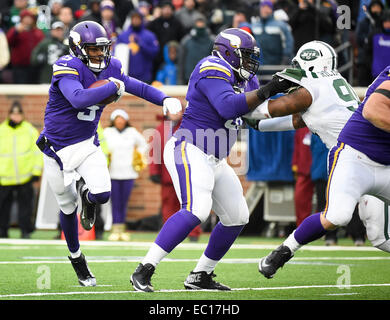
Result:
[283, 231, 301, 254]
[193, 253, 218, 274]
[70, 248, 81, 259]
[142, 243, 169, 267]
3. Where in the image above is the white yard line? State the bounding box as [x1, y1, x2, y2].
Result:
[0, 283, 389, 298]
[0, 256, 389, 265]
[0, 238, 381, 251]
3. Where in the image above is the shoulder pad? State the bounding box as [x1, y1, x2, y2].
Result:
[277, 68, 307, 84]
[198, 57, 233, 83]
[52, 55, 81, 78]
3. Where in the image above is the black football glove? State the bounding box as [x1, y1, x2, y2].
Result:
[256, 75, 295, 102]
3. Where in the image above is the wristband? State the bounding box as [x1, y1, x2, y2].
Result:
[244, 100, 271, 120]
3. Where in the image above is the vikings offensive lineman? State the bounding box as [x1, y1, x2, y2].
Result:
[37, 21, 182, 286]
[130, 28, 296, 292]
[244, 41, 390, 278]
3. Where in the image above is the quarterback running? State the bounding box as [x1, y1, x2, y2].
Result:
[37, 20, 182, 286]
[243, 40, 390, 279]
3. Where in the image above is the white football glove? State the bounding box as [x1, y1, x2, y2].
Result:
[108, 77, 125, 102]
[162, 97, 182, 115]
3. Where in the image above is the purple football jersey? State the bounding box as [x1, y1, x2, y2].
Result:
[174, 55, 259, 159]
[338, 65, 390, 165]
[41, 55, 167, 151]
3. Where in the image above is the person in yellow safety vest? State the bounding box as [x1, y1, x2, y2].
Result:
[0, 102, 43, 238]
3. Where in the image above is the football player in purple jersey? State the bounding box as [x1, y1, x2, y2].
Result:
[36, 20, 182, 286]
[130, 28, 295, 292]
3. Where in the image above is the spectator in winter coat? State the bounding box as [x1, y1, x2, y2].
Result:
[31, 21, 68, 83]
[155, 41, 180, 85]
[6, 9, 45, 84]
[178, 16, 214, 84]
[115, 10, 159, 84]
[251, 1, 294, 67]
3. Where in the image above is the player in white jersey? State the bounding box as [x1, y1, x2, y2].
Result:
[243, 40, 390, 279]
[244, 40, 359, 149]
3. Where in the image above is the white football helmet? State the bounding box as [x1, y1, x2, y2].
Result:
[292, 40, 337, 73]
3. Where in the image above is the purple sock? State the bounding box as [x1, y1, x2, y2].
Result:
[294, 212, 326, 245]
[155, 209, 201, 253]
[59, 209, 80, 253]
[204, 222, 244, 261]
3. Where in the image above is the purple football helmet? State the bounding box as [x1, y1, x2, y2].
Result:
[212, 28, 260, 81]
[68, 21, 111, 72]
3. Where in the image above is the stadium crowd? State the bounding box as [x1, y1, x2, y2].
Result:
[0, 0, 387, 241]
[0, 0, 389, 86]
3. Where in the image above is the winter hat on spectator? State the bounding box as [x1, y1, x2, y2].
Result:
[9, 101, 23, 115]
[260, 0, 273, 9]
[110, 109, 129, 121]
[20, 9, 35, 20]
[51, 21, 65, 29]
[100, 0, 114, 11]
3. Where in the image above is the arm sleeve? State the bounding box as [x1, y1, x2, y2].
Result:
[196, 77, 249, 119]
[122, 75, 168, 106]
[58, 77, 118, 110]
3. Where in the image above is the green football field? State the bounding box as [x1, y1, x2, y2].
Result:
[0, 229, 389, 303]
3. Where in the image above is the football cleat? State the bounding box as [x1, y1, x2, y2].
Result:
[130, 263, 155, 292]
[258, 244, 293, 279]
[184, 271, 231, 291]
[77, 177, 96, 231]
[68, 253, 96, 286]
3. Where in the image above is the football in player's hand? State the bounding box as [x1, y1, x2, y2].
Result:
[88, 79, 118, 105]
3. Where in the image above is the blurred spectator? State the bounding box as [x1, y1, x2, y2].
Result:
[1, 0, 29, 32]
[79, 0, 102, 23]
[172, 0, 184, 11]
[357, 0, 385, 85]
[0, 25, 10, 83]
[115, 10, 159, 83]
[179, 16, 214, 84]
[113, 0, 134, 28]
[292, 127, 313, 227]
[358, 0, 386, 22]
[6, 9, 45, 84]
[138, 1, 155, 23]
[149, 109, 202, 242]
[100, 0, 121, 43]
[31, 21, 67, 83]
[215, 7, 249, 34]
[57, 5, 75, 38]
[366, 9, 390, 80]
[103, 109, 148, 241]
[272, 0, 298, 21]
[289, 0, 336, 53]
[251, 1, 294, 67]
[175, 0, 205, 34]
[147, 1, 186, 78]
[0, 102, 43, 239]
[155, 40, 180, 85]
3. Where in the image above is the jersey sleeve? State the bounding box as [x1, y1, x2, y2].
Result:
[276, 68, 317, 101]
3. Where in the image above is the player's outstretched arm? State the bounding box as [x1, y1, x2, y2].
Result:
[245, 86, 312, 120]
[363, 80, 390, 133]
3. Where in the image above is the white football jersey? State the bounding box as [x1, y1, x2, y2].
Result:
[276, 68, 360, 149]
